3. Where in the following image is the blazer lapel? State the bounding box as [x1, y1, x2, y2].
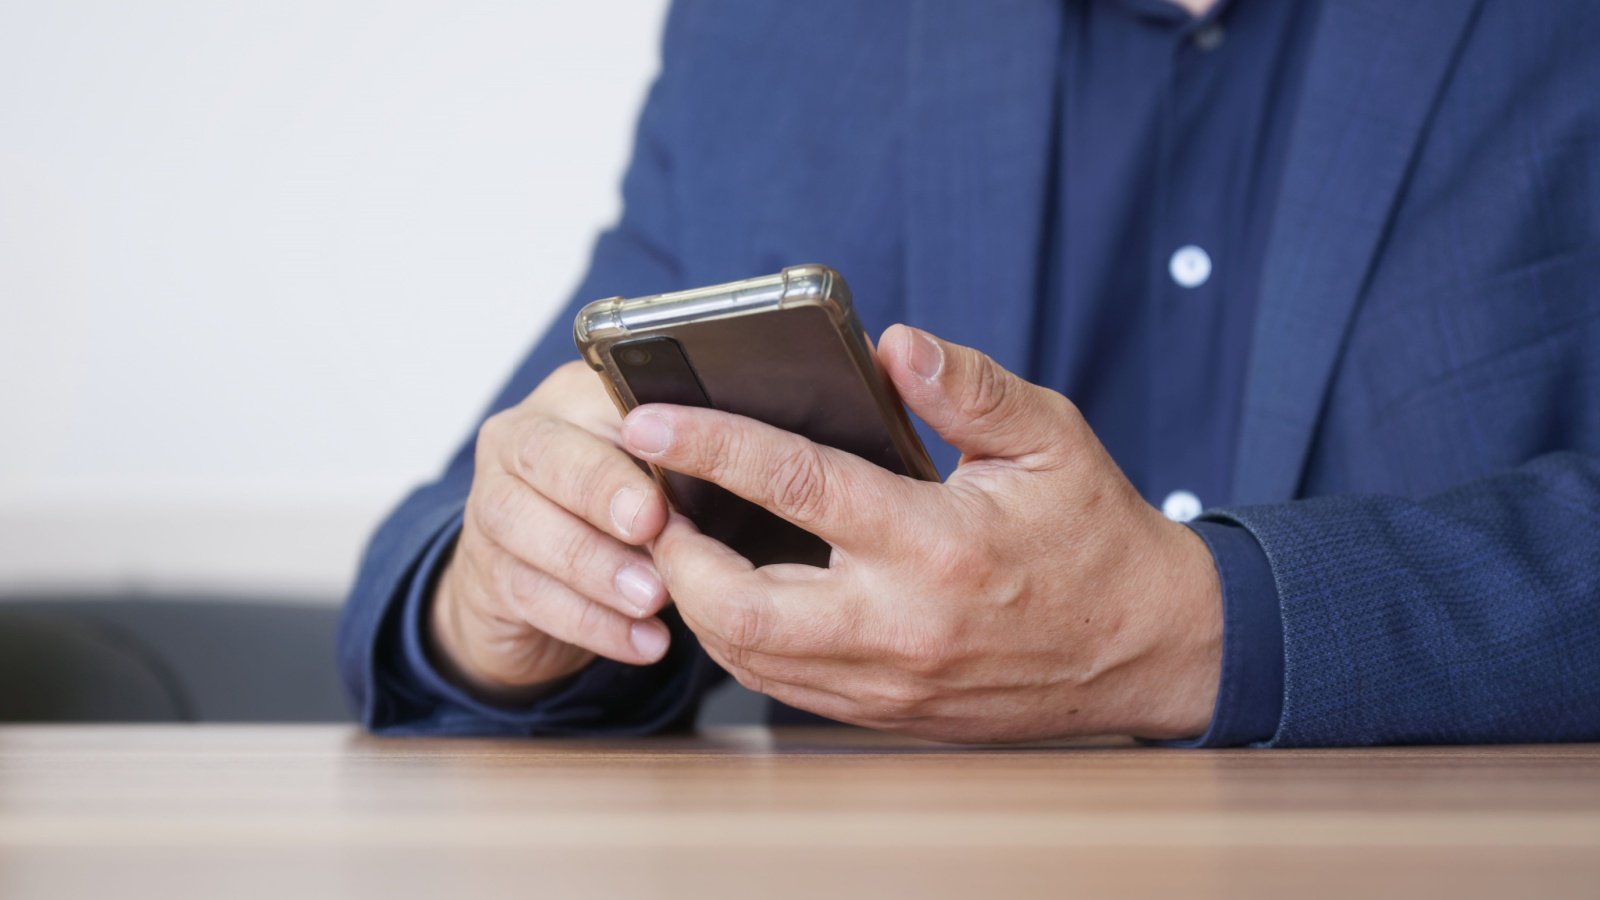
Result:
[904, 0, 1063, 378]
[1232, 0, 1484, 504]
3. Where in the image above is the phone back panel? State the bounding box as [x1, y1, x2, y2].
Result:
[575, 266, 936, 567]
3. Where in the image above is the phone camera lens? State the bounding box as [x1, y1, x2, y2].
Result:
[619, 346, 652, 367]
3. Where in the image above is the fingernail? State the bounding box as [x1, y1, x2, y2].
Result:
[905, 327, 944, 381]
[630, 619, 669, 661]
[614, 563, 662, 616]
[610, 486, 648, 539]
[624, 411, 673, 455]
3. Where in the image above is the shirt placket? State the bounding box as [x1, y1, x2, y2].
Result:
[1149, 16, 1228, 523]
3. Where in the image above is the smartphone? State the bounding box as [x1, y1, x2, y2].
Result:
[573, 265, 938, 567]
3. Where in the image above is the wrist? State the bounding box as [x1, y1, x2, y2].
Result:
[1122, 517, 1224, 740]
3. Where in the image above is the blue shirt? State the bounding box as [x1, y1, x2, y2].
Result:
[391, 0, 1320, 745]
[1037, 0, 1319, 744]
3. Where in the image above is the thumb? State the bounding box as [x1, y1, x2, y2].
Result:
[879, 324, 1075, 462]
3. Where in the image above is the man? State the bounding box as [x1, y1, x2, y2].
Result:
[339, 0, 1600, 746]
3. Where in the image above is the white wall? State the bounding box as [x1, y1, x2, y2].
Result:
[0, 1, 670, 597]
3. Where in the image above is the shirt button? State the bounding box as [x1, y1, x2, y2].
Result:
[1169, 245, 1212, 288]
[1193, 24, 1225, 52]
[1162, 490, 1203, 523]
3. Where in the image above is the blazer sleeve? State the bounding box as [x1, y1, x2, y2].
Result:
[336, 2, 727, 732]
[1207, 450, 1600, 747]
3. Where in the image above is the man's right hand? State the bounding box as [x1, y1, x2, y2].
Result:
[428, 361, 673, 703]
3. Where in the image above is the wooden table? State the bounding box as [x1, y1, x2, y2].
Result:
[1, 726, 1598, 899]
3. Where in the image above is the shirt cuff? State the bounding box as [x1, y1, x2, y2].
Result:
[386, 512, 713, 736]
[1162, 519, 1285, 748]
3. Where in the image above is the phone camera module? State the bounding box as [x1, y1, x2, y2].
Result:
[612, 336, 708, 409]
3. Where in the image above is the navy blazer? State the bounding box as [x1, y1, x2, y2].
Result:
[340, 0, 1600, 746]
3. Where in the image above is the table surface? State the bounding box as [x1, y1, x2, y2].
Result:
[2, 726, 1598, 899]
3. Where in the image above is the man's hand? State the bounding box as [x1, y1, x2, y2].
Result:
[429, 361, 673, 703]
[621, 325, 1222, 742]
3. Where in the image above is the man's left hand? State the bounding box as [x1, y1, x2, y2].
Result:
[620, 324, 1223, 743]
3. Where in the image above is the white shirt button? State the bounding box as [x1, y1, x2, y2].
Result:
[1162, 490, 1203, 523]
[1169, 245, 1212, 289]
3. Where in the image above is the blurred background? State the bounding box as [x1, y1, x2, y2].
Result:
[0, 1, 681, 721]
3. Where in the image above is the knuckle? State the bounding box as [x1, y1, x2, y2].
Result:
[564, 454, 613, 519]
[479, 409, 513, 441]
[548, 524, 605, 582]
[922, 533, 980, 584]
[727, 662, 765, 696]
[499, 556, 548, 607]
[516, 415, 565, 477]
[695, 423, 737, 480]
[469, 480, 521, 543]
[770, 444, 830, 524]
[961, 355, 1012, 425]
[888, 619, 960, 678]
[1042, 393, 1087, 447]
[1050, 391, 1083, 424]
[865, 676, 934, 720]
[724, 602, 760, 650]
[475, 411, 513, 465]
[547, 360, 591, 391]
[722, 595, 767, 654]
[567, 596, 609, 645]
